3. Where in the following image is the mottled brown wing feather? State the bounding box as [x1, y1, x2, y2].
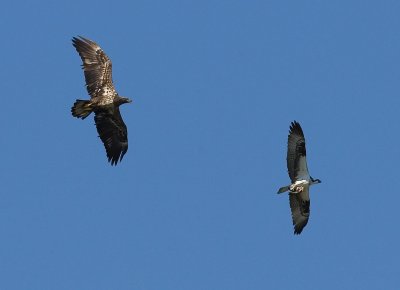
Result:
[94, 105, 128, 166]
[72, 36, 116, 99]
[289, 191, 310, 235]
[287, 121, 307, 183]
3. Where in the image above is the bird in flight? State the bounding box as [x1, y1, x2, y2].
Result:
[71, 36, 132, 165]
[277, 121, 321, 234]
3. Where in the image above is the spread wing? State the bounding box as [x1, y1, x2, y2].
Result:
[287, 121, 309, 183]
[289, 190, 310, 235]
[72, 36, 116, 100]
[94, 105, 128, 165]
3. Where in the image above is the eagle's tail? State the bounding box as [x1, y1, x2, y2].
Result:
[277, 185, 290, 194]
[71, 99, 93, 119]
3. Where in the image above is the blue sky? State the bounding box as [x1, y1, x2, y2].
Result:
[0, 0, 399, 289]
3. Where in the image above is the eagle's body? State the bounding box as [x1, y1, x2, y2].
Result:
[71, 36, 132, 165]
[277, 121, 321, 234]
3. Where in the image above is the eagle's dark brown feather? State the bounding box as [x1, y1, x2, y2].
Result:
[72, 36, 115, 100]
[71, 36, 131, 165]
[94, 105, 128, 166]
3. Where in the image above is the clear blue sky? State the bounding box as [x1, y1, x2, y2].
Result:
[0, 0, 399, 289]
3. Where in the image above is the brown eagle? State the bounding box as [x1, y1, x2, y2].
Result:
[277, 121, 321, 234]
[71, 36, 132, 165]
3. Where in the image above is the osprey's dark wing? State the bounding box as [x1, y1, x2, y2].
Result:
[287, 121, 309, 183]
[72, 36, 116, 99]
[94, 105, 128, 165]
[289, 190, 310, 234]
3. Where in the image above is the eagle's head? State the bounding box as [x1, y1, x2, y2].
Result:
[117, 96, 133, 105]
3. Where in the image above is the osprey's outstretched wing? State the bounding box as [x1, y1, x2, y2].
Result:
[287, 121, 309, 183]
[72, 36, 116, 101]
[289, 190, 310, 234]
[94, 105, 128, 166]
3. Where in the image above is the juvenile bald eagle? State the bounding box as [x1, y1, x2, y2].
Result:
[277, 121, 321, 234]
[71, 36, 132, 165]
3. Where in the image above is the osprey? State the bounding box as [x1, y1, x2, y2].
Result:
[71, 36, 132, 165]
[277, 121, 321, 234]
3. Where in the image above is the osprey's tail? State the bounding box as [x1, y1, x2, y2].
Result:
[277, 185, 290, 194]
[71, 99, 93, 119]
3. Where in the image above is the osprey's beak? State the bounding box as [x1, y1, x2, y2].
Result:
[127, 98, 133, 103]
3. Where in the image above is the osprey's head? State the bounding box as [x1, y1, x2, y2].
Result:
[310, 177, 321, 185]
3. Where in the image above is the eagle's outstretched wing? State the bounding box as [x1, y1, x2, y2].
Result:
[289, 190, 310, 235]
[72, 36, 116, 100]
[94, 105, 128, 165]
[287, 121, 309, 183]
